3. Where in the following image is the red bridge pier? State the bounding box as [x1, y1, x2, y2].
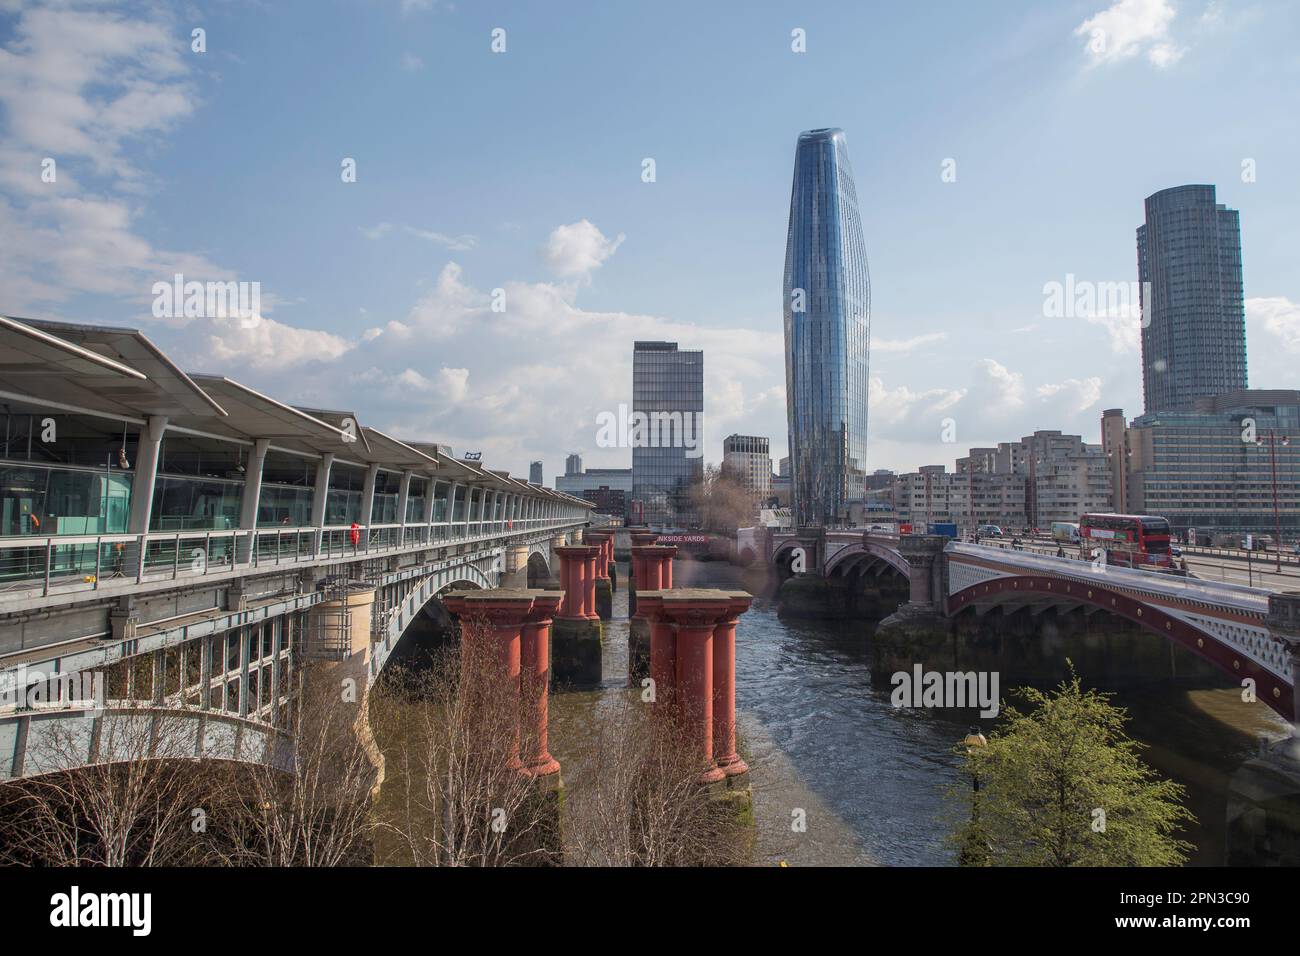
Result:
[636, 588, 755, 817]
[629, 543, 676, 684]
[551, 545, 603, 687]
[584, 530, 615, 620]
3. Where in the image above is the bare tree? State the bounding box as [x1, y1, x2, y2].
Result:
[370, 619, 560, 866]
[564, 696, 747, 866]
[693, 464, 759, 534]
[223, 664, 381, 867]
[0, 707, 221, 867]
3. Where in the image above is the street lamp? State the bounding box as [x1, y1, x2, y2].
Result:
[1256, 430, 1290, 573]
[963, 728, 988, 793]
[959, 728, 989, 866]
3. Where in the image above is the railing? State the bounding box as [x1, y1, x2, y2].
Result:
[0, 514, 585, 601]
[948, 542, 1272, 611]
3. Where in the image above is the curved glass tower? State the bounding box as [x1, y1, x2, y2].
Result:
[1137, 184, 1246, 414]
[783, 128, 870, 527]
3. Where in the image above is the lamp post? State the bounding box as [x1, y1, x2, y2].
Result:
[1256, 430, 1290, 573]
[959, 728, 989, 866]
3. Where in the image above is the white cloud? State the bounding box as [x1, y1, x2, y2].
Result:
[436, 366, 469, 402]
[404, 226, 476, 250]
[1248, 296, 1300, 353]
[399, 51, 424, 72]
[0, 1, 257, 317]
[1036, 377, 1104, 413]
[874, 332, 948, 353]
[1084, 311, 1143, 353]
[541, 219, 625, 280]
[360, 222, 476, 250]
[1075, 0, 1184, 68]
[194, 315, 354, 371]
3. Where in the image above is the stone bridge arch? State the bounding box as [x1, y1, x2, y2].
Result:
[824, 541, 910, 581]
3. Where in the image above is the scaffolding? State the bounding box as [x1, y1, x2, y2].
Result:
[302, 576, 354, 661]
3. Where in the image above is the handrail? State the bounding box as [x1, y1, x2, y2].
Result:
[0, 515, 587, 601]
[948, 542, 1272, 610]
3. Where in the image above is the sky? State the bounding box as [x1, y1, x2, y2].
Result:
[1, 0, 1298, 485]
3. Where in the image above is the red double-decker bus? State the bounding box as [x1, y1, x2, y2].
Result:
[1079, 513, 1173, 568]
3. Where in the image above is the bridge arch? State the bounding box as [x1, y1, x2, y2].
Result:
[947, 574, 1293, 721]
[6, 706, 295, 781]
[824, 541, 910, 580]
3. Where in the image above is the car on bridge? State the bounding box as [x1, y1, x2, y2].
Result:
[976, 524, 1003, 538]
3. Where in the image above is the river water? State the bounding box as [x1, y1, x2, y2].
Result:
[548, 559, 1290, 867]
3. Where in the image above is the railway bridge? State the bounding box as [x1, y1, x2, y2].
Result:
[0, 315, 592, 780]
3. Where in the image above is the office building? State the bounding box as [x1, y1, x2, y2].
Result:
[556, 467, 633, 520]
[631, 341, 703, 529]
[722, 434, 772, 500]
[1111, 391, 1300, 542]
[1138, 185, 1246, 413]
[783, 127, 871, 527]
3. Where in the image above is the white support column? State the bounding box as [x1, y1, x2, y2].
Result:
[397, 470, 414, 542]
[422, 477, 437, 541]
[447, 482, 461, 539]
[237, 438, 270, 562]
[127, 415, 169, 534]
[309, 452, 333, 554]
[359, 463, 380, 528]
[464, 486, 476, 536]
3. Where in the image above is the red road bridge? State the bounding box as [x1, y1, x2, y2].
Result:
[748, 527, 1300, 723]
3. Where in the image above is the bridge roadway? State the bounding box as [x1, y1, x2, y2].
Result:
[758, 527, 1300, 723]
[0, 314, 593, 780]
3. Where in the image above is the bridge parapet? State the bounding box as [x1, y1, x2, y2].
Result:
[1267, 592, 1300, 728]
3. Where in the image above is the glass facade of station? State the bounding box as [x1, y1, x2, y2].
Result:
[783, 127, 871, 527]
[0, 413, 138, 537]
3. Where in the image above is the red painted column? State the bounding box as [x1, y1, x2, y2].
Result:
[440, 592, 471, 672]
[658, 546, 676, 589]
[554, 545, 598, 619]
[582, 551, 599, 620]
[520, 593, 563, 777]
[712, 592, 754, 777]
[630, 547, 645, 594]
[585, 531, 611, 580]
[631, 546, 659, 594]
[637, 593, 677, 712]
[447, 591, 536, 772]
[662, 599, 733, 784]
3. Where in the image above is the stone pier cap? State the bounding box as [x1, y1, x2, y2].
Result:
[443, 588, 562, 616]
[636, 588, 753, 616]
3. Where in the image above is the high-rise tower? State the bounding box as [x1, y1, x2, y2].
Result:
[1137, 185, 1246, 413]
[631, 341, 703, 529]
[783, 128, 871, 527]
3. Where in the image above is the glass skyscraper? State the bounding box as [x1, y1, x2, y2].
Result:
[1137, 184, 1246, 414]
[783, 128, 870, 527]
[631, 341, 703, 529]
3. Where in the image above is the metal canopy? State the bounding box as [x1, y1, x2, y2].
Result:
[186, 376, 348, 453]
[0, 315, 226, 419]
[0, 316, 592, 508]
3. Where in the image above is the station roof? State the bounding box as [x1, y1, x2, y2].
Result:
[0, 315, 591, 508]
[0, 315, 226, 420]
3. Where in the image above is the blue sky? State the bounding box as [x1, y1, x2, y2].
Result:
[2, 0, 1298, 482]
